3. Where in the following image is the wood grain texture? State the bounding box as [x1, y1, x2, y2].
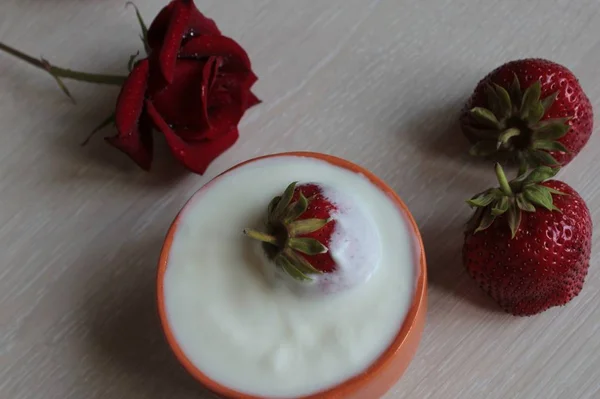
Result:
[1, 1, 600, 398]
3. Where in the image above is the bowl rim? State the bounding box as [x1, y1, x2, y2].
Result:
[156, 151, 427, 399]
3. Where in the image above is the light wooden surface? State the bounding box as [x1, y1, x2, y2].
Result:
[1, 1, 600, 398]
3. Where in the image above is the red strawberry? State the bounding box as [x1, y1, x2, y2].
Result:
[243, 182, 338, 280]
[460, 58, 593, 168]
[463, 164, 592, 316]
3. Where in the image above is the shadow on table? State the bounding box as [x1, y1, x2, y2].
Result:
[15, 55, 192, 189]
[399, 92, 522, 177]
[387, 93, 503, 313]
[50, 95, 191, 188]
[401, 95, 493, 167]
[419, 221, 503, 313]
[82, 235, 218, 399]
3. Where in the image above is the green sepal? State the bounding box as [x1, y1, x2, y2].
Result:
[520, 81, 542, 120]
[545, 187, 567, 196]
[271, 182, 296, 221]
[523, 185, 557, 211]
[244, 182, 335, 282]
[466, 207, 484, 233]
[492, 83, 512, 119]
[469, 140, 499, 157]
[470, 107, 501, 129]
[532, 140, 569, 153]
[523, 166, 559, 184]
[283, 249, 323, 275]
[475, 208, 496, 233]
[275, 256, 310, 281]
[288, 218, 331, 236]
[284, 193, 308, 222]
[465, 75, 572, 168]
[507, 202, 522, 238]
[288, 237, 328, 255]
[541, 91, 558, 113]
[532, 120, 570, 141]
[464, 125, 501, 140]
[498, 128, 521, 148]
[491, 196, 509, 216]
[526, 150, 559, 167]
[509, 73, 522, 107]
[484, 85, 501, 117]
[527, 102, 545, 124]
[267, 196, 281, 218]
[467, 191, 497, 207]
[465, 163, 563, 238]
[516, 193, 536, 212]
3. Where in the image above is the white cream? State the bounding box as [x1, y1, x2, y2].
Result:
[164, 155, 417, 398]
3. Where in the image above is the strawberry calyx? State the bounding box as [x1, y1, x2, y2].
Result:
[466, 74, 571, 169]
[243, 182, 333, 282]
[466, 163, 565, 239]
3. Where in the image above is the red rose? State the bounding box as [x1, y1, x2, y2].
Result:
[107, 0, 260, 174]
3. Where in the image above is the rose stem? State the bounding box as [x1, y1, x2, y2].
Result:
[0, 42, 127, 102]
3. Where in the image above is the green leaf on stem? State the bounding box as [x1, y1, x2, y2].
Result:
[41, 58, 76, 103]
[81, 113, 116, 146]
[128, 51, 140, 72]
[126, 2, 150, 55]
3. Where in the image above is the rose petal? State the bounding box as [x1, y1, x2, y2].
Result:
[106, 114, 154, 170]
[109, 59, 153, 170]
[146, 51, 169, 96]
[146, 2, 174, 50]
[187, 3, 221, 36]
[209, 70, 258, 109]
[237, 72, 259, 110]
[180, 35, 252, 73]
[247, 91, 261, 108]
[151, 59, 212, 132]
[203, 105, 245, 140]
[147, 1, 221, 51]
[115, 59, 149, 139]
[159, 0, 192, 83]
[146, 100, 238, 174]
[189, 71, 255, 140]
[243, 72, 258, 110]
[151, 92, 242, 143]
[200, 56, 221, 127]
[174, 70, 258, 141]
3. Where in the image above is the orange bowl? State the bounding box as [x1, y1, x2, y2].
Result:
[157, 151, 427, 399]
